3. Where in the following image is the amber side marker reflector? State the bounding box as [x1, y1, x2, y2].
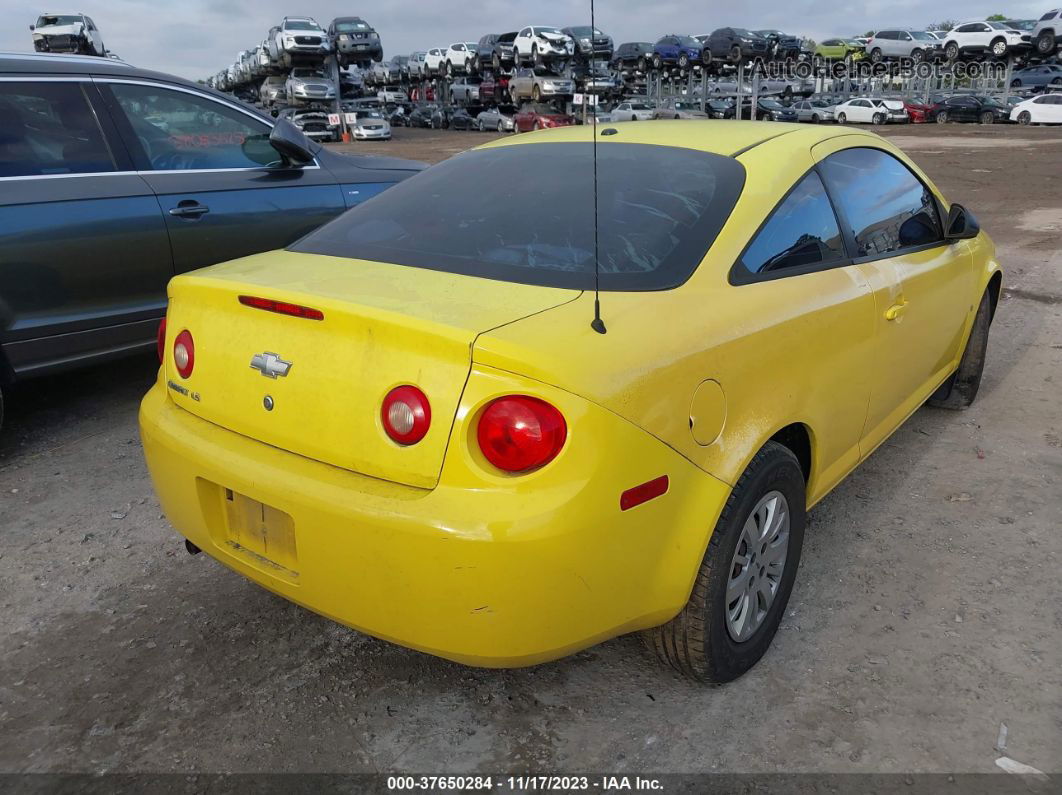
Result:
[238, 295, 324, 320]
[620, 475, 669, 511]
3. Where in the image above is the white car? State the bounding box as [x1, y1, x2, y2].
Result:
[443, 42, 479, 75]
[1033, 8, 1060, 55]
[424, 48, 447, 76]
[272, 16, 330, 67]
[941, 21, 1028, 60]
[285, 68, 337, 104]
[377, 85, 409, 104]
[30, 13, 105, 56]
[610, 100, 655, 121]
[350, 110, 391, 140]
[259, 75, 287, 106]
[834, 98, 908, 125]
[1010, 93, 1062, 125]
[512, 26, 575, 68]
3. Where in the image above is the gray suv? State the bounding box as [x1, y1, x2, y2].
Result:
[865, 30, 945, 63]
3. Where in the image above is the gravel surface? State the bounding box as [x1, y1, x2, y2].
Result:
[1, 123, 1059, 775]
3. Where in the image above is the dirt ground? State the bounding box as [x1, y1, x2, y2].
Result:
[1, 123, 1060, 776]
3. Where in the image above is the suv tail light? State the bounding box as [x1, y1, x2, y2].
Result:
[477, 396, 566, 473]
[156, 318, 167, 364]
[382, 385, 431, 445]
[173, 330, 195, 379]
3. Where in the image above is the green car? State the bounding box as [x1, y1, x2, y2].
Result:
[814, 38, 867, 61]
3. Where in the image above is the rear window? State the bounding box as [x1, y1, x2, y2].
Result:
[292, 142, 745, 291]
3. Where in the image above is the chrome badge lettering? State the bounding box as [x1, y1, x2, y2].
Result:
[250, 352, 292, 379]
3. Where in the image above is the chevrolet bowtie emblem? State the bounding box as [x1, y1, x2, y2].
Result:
[250, 352, 292, 379]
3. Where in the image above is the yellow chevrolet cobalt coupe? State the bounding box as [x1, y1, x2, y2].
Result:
[141, 122, 1000, 682]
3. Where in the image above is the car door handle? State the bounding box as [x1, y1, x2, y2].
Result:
[168, 201, 210, 218]
[885, 299, 909, 321]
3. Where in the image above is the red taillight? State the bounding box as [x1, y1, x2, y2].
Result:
[477, 396, 566, 474]
[620, 476, 670, 511]
[238, 295, 324, 321]
[382, 385, 431, 445]
[156, 317, 167, 364]
[173, 330, 194, 379]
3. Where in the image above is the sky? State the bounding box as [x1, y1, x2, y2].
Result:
[1, 0, 1050, 80]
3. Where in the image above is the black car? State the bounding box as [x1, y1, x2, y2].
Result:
[0, 53, 422, 427]
[700, 28, 771, 63]
[927, 94, 1012, 124]
[327, 16, 383, 68]
[755, 98, 798, 121]
[561, 26, 614, 62]
[753, 29, 804, 61]
[706, 98, 734, 118]
[478, 31, 517, 71]
[611, 41, 654, 71]
[388, 105, 412, 126]
[407, 104, 437, 128]
[444, 107, 478, 130]
[477, 32, 518, 71]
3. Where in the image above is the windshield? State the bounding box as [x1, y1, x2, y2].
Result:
[293, 143, 746, 291]
[630, 103, 650, 110]
[760, 100, 783, 108]
[336, 21, 370, 32]
[358, 111, 384, 120]
[284, 20, 321, 31]
[37, 15, 82, 26]
[733, 29, 757, 37]
[911, 31, 936, 40]
[673, 101, 699, 110]
[1007, 19, 1035, 30]
[756, 30, 784, 36]
[534, 27, 562, 35]
[291, 69, 324, 77]
[677, 36, 700, 46]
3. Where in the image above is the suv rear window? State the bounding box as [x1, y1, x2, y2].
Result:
[293, 142, 746, 291]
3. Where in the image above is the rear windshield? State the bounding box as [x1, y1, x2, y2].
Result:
[292, 143, 745, 291]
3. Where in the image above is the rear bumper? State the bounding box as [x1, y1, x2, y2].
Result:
[140, 366, 731, 667]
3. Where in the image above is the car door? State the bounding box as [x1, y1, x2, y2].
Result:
[0, 78, 173, 377]
[97, 79, 346, 276]
[815, 142, 978, 456]
[727, 168, 875, 501]
[1042, 94, 1062, 123]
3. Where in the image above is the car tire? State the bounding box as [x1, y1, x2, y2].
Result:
[811, 113, 820, 123]
[652, 54, 663, 70]
[467, 58, 476, 74]
[729, 45, 742, 64]
[679, 53, 690, 69]
[836, 111, 847, 124]
[945, 42, 959, 61]
[990, 38, 1007, 58]
[870, 48, 883, 63]
[1010, 78, 1021, 88]
[936, 110, 948, 124]
[644, 441, 806, 683]
[980, 110, 995, 125]
[532, 85, 541, 102]
[1037, 31, 1056, 55]
[1052, 77, 1062, 86]
[872, 112, 886, 125]
[929, 290, 992, 410]
[637, 55, 647, 72]
[532, 45, 541, 68]
[498, 120, 505, 132]
[444, 61, 452, 77]
[1017, 110, 1032, 125]
[533, 120, 541, 131]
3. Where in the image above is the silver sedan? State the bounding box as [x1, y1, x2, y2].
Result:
[475, 108, 515, 132]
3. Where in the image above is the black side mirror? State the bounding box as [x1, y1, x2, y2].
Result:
[29, 24, 35, 31]
[268, 118, 318, 167]
[945, 203, 980, 240]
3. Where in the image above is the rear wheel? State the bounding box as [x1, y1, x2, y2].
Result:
[729, 45, 742, 64]
[945, 41, 959, 61]
[928, 290, 992, 409]
[644, 441, 806, 683]
[678, 53, 690, 69]
[910, 48, 924, 64]
[1037, 31, 1056, 55]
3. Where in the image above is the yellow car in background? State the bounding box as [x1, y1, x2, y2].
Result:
[140, 122, 1001, 682]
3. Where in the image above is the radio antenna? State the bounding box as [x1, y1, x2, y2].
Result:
[589, 0, 606, 334]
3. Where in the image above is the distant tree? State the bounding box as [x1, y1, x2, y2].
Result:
[928, 19, 959, 31]
[987, 13, 1008, 21]
[863, 30, 875, 38]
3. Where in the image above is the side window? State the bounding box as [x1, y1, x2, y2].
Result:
[820, 148, 944, 258]
[107, 83, 274, 170]
[0, 81, 114, 178]
[736, 172, 845, 278]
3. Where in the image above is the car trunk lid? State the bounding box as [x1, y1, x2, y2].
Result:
[164, 251, 578, 489]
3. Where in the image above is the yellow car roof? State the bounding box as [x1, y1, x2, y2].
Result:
[479, 119, 876, 158]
